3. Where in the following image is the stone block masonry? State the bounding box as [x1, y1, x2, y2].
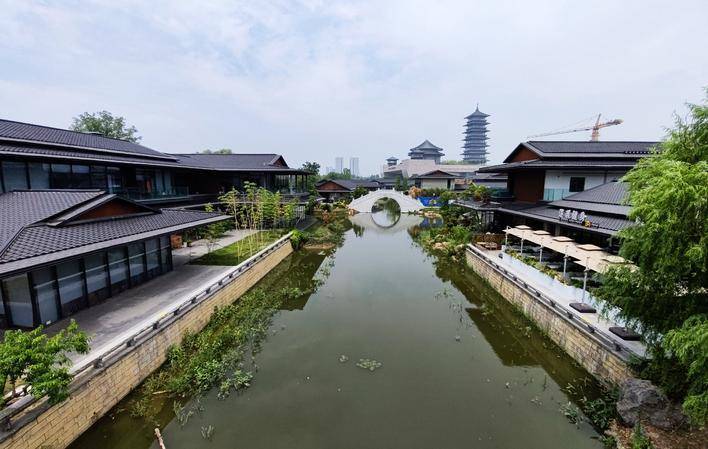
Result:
[0, 239, 294, 449]
[466, 248, 633, 385]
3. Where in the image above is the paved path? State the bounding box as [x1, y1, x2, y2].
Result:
[482, 248, 646, 357]
[46, 230, 258, 370]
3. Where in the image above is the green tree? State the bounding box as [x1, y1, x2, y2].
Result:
[0, 320, 89, 405]
[70, 111, 141, 142]
[595, 92, 708, 424]
[301, 161, 320, 193]
[352, 185, 368, 199]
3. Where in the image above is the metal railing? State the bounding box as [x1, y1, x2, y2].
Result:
[0, 233, 293, 433]
[466, 244, 640, 362]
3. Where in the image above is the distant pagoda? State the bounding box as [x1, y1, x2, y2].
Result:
[408, 140, 444, 164]
[462, 105, 489, 164]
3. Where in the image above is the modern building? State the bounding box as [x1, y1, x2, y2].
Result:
[462, 106, 490, 164]
[477, 141, 657, 202]
[349, 157, 360, 177]
[457, 140, 658, 248]
[335, 157, 344, 174]
[315, 179, 380, 201]
[408, 140, 444, 164]
[0, 119, 310, 206]
[0, 117, 311, 329]
[0, 190, 225, 328]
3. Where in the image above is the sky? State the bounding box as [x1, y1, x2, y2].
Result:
[1, 1, 706, 175]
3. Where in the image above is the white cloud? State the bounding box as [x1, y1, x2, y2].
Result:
[0, 0, 706, 174]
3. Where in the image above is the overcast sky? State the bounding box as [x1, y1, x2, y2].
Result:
[1, 1, 706, 175]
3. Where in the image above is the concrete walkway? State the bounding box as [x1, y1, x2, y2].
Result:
[481, 248, 646, 357]
[47, 230, 258, 370]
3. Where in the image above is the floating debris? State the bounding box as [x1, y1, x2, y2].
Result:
[505, 382, 510, 389]
[455, 335, 461, 342]
[200, 425, 214, 441]
[356, 358, 382, 372]
[339, 355, 349, 363]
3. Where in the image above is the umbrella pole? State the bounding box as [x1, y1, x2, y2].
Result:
[581, 268, 589, 302]
[520, 239, 524, 255]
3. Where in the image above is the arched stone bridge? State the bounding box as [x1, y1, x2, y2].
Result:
[348, 189, 424, 213]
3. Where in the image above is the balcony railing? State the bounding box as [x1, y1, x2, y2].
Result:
[111, 186, 191, 201]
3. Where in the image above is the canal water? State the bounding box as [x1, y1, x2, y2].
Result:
[72, 209, 604, 449]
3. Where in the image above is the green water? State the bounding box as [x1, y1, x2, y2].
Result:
[71, 212, 604, 449]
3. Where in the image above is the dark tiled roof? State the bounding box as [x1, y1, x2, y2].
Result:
[410, 140, 443, 151]
[1, 209, 221, 264]
[526, 141, 659, 155]
[478, 158, 638, 173]
[0, 143, 185, 168]
[169, 153, 302, 172]
[0, 119, 173, 160]
[549, 182, 631, 216]
[0, 190, 226, 274]
[315, 179, 380, 191]
[560, 181, 629, 205]
[465, 106, 490, 119]
[498, 203, 634, 234]
[0, 190, 104, 254]
[412, 169, 457, 179]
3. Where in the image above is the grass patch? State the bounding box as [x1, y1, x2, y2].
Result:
[191, 230, 285, 266]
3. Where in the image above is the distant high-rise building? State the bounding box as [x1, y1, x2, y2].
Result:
[349, 157, 360, 177]
[325, 166, 334, 174]
[335, 157, 344, 173]
[408, 140, 444, 164]
[462, 105, 490, 164]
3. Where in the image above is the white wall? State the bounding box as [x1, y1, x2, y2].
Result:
[420, 179, 450, 190]
[543, 170, 625, 200]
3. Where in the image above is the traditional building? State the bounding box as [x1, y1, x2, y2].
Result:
[408, 140, 444, 163]
[0, 117, 313, 329]
[0, 119, 310, 206]
[0, 190, 225, 328]
[314, 179, 381, 201]
[462, 106, 490, 164]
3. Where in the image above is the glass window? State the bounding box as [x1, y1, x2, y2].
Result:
[164, 171, 173, 193]
[146, 239, 160, 272]
[51, 164, 71, 188]
[108, 247, 128, 283]
[71, 165, 91, 188]
[84, 253, 108, 295]
[160, 236, 172, 271]
[32, 267, 59, 325]
[56, 260, 85, 310]
[90, 166, 107, 189]
[3, 274, 34, 327]
[155, 170, 165, 194]
[135, 169, 156, 194]
[569, 177, 586, 192]
[28, 163, 50, 189]
[107, 167, 122, 193]
[128, 243, 145, 278]
[2, 161, 28, 191]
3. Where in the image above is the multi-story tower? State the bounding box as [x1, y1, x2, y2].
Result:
[335, 157, 344, 173]
[462, 105, 489, 164]
[349, 157, 360, 177]
[408, 140, 444, 164]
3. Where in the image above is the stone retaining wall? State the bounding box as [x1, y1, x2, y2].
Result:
[466, 248, 633, 385]
[0, 240, 293, 449]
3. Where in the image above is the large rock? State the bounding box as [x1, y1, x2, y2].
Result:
[616, 378, 687, 430]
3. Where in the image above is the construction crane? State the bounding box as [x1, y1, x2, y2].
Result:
[528, 114, 623, 141]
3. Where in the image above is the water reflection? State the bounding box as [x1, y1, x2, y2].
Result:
[370, 197, 401, 227]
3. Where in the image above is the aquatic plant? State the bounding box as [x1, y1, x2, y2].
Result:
[200, 424, 215, 441]
[356, 358, 383, 372]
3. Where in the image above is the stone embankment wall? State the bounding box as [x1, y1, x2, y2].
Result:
[0, 239, 293, 449]
[466, 248, 633, 385]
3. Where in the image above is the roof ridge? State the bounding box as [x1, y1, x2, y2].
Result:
[0, 118, 139, 144]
